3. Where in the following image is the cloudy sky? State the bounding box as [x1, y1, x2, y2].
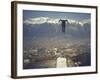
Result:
[23, 10, 90, 20]
[22, 10, 92, 52]
[23, 10, 91, 26]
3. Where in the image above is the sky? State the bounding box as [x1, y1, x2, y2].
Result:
[23, 10, 91, 21]
[23, 10, 91, 50]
